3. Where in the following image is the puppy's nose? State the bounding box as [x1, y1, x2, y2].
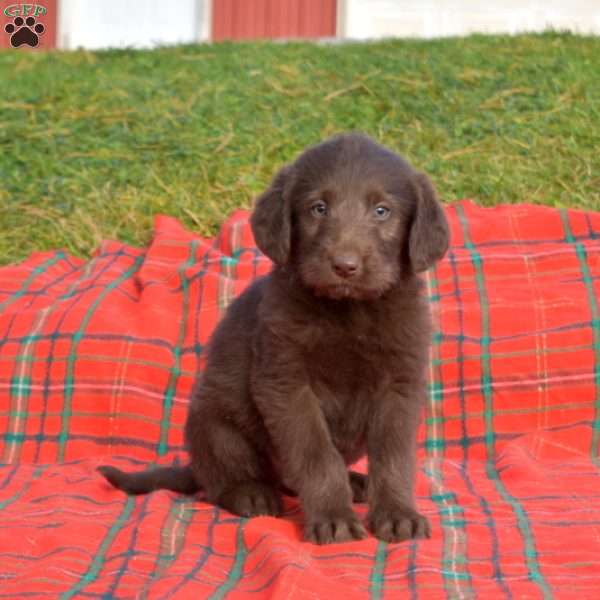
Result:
[332, 254, 359, 279]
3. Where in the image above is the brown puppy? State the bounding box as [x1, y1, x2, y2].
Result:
[99, 133, 449, 544]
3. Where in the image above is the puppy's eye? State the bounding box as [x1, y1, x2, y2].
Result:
[311, 201, 328, 217]
[374, 205, 391, 220]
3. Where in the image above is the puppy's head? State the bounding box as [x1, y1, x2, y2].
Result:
[251, 133, 449, 300]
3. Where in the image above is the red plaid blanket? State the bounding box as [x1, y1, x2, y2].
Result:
[1, 200, 599, 599]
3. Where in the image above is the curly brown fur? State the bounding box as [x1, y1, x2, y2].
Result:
[99, 133, 449, 544]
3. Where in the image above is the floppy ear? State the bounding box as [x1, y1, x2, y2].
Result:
[408, 173, 450, 272]
[250, 165, 294, 266]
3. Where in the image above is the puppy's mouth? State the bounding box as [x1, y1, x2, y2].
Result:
[298, 261, 394, 301]
[312, 283, 383, 301]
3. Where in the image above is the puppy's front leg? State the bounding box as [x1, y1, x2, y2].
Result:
[253, 372, 366, 544]
[367, 389, 431, 543]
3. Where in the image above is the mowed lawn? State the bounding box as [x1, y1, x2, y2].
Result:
[0, 32, 599, 265]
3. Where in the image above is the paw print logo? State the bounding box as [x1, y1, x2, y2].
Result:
[4, 16, 45, 48]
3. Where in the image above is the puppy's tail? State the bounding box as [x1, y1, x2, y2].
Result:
[97, 464, 200, 495]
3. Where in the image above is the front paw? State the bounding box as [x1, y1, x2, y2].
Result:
[368, 504, 431, 543]
[305, 509, 367, 544]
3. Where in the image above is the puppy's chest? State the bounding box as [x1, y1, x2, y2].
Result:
[304, 314, 398, 395]
[304, 324, 391, 457]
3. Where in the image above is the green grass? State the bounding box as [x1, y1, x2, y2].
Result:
[1, 32, 599, 265]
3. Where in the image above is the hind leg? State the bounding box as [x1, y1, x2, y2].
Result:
[187, 412, 282, 518]
[218, 481, 282, 517]
[349, 471, 368, 503]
